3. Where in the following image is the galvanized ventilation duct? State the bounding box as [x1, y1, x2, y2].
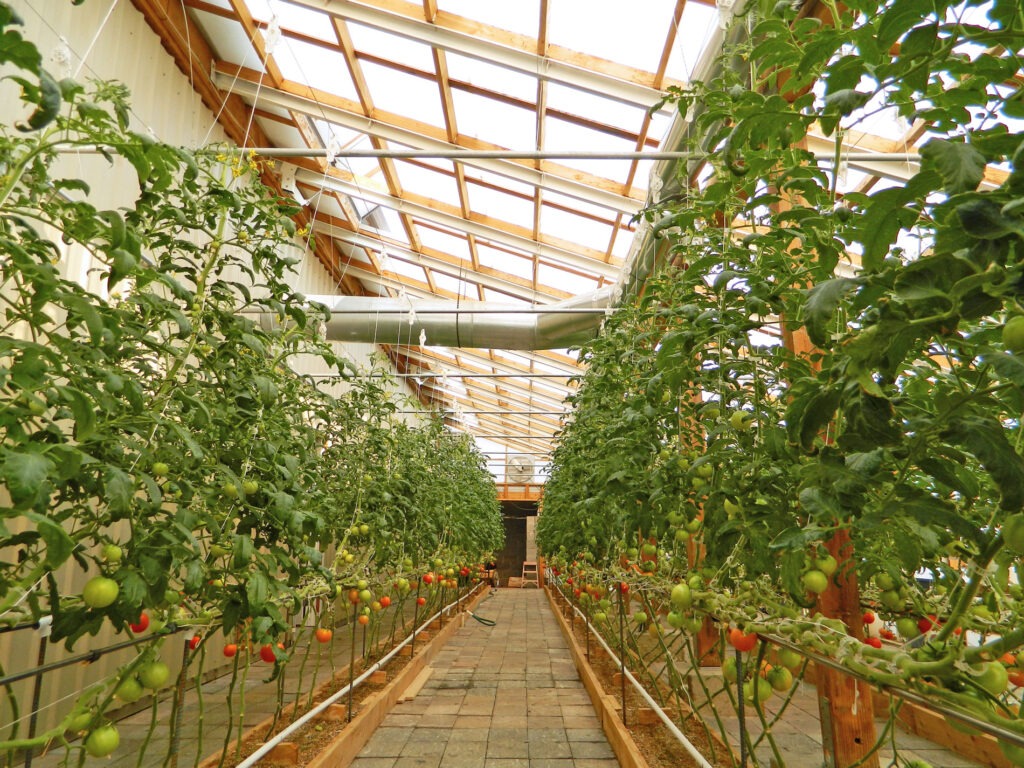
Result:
[287, 289, 614, 351]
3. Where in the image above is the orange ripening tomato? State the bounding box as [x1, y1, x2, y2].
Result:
[728, 628, 758, 652]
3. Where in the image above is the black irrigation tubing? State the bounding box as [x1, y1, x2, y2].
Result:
[0, 625, 189, 688]
[0, 621, 45, 636]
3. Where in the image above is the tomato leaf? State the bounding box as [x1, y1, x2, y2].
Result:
[1, 450, 54, 507]
[246, 572, 270, 612]
[941, 412, 1024, 511]
[919, 139, 987, 194]
[803, 277, 860, 347]
[26, 512, 73, 568]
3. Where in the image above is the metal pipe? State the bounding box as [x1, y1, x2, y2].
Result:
[306, 373, 575, 379]
[397, 410, 565, 415]
[266, 290, 613, 351]
[54, 145, 926, 163]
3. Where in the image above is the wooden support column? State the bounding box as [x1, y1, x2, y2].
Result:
[785, 327, 878, 768]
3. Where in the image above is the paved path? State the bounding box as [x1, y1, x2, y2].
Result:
[351, 589, 620, 768]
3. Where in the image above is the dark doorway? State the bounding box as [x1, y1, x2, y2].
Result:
[495, 501, 536, 585]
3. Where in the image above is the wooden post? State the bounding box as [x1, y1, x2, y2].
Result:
[785, 326, 878, 768]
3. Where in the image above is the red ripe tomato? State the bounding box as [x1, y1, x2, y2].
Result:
[416, 596, 426, 606]
[260, 643, 283, 663]
[423, 573, 434, 585]
[879, 628, 896, 641]
[861, 611, 875, 625]
[619, 582, 629, 594]
[315, 628, 332, 643]
[189, 634, 201, 650]
[573, 589, 581, 598]
[357, 614, 370, 626]
[918, 614, 938, 634]
[1009, 670, 1024, 688]
[566, 577, 574, 585]
[129, 613, 150, 633]
[728, 628, 758, 652]
[863, 637, 882, 649]
[223, 643, 238, 658]
[379, 596, 391, 608]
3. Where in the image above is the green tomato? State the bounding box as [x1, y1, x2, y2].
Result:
[1003, 514, 1024, 553]
[973, 662, 1009, 696]
[138, 661, 170, 690]
[1003, 316, 1024, 354]
[777, 648, 802, 670]
[743, 677, 773, 703]
[879, 590, 904, 611]
[767, 666, 793, 692]
[101, 544, 123, 564]
[896, 617, 920, 639]
[359, 589, 373, 603]
[114, 677, 144, 703]
[82, 576, 119, 609]
[721, 657, 738, 683]
[670, 583, 692, 611]
[85, 725, 120, 757]
[815, 554, 838, 577]
[729, 410, 754, 430]
[696, 463, 714, 479]
[152, 462, 169, 477]
[723, 498, 741, 517]
[874, 573, 897, 591]
[242, 480, 259, 496]
[633, 611, 648, 625]
[802, 570, 829, 595]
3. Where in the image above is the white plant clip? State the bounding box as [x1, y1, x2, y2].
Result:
[51, 38, 72, 80]
[419, 328, 427, 347]
[37, 615, 53, 639]
[264, 15, 282, 55]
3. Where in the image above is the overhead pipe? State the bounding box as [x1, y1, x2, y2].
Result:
[275, 289, 615, 351]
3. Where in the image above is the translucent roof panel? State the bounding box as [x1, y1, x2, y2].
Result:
[393, 161, 462, 208]
[543, 117, 637, 182]
[436, 0, 541, 38]
[546, 0, 678, 74]
[346, 23, 437, 71]
[360, 61, 446, 126]
[445, 52, 540, 103]
[451, 90, 535, 148]
[466, 183, 536, 232]
[415, 224, 471, 261]
[244, 1, 337, 45]
[275, 37, 357, 98]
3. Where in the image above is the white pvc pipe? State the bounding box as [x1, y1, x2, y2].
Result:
[234, 583, 482, 768]
[556, 582, 714, 768]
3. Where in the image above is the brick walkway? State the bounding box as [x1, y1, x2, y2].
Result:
[351, 589, 619, 768]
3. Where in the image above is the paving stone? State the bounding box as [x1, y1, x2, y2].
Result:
[570, 740, 617, 759]
[528, 740, 573, 759]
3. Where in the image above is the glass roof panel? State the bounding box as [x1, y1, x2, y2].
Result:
[346, 22, 438, 71]
[451, 90, 535, 149]
[476, 244, 535, 282]
[393, 161, 462, 209]
[666, 3, 720, 80]
[542, 116, 636, 181]
[445, 52, 540, 102]
[466, 183, 536, 232]
[359, 61, 446, 126]
[540, 205, 613, 251]
[542, 189, 618, 223]
[546, 0, 676, 74]
[546, 83, 648, 132]
[536, 264, 600, 294]
[415, 224, 471, 260]
[431, 272, 475, 296]
[385, 258, 428, 283]
[275, 37, 357, 99]
[244, 0, 336, 45]
[436, 0, 541, 38]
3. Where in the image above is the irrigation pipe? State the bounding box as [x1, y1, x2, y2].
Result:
[556, 584, 714, 768]
[234, 583, 483, 768]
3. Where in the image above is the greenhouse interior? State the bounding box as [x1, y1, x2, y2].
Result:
[0, 0, 1023, 767]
